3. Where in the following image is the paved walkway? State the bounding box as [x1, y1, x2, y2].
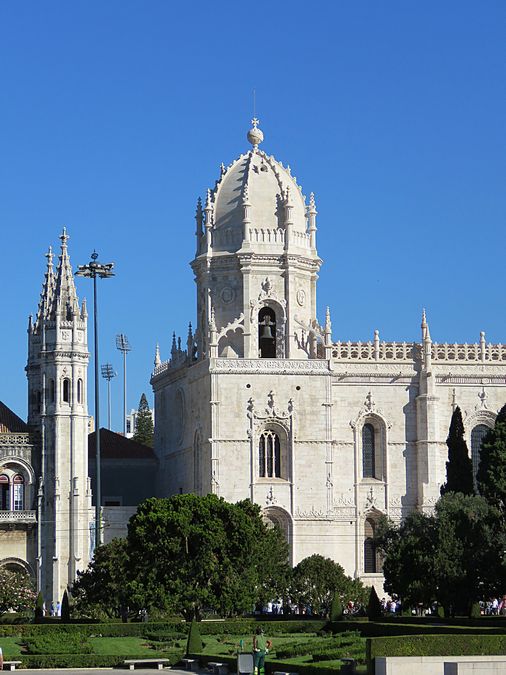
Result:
[3, 669, 196, 674]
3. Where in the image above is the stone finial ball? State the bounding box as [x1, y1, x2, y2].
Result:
[247, 126, 264, 147]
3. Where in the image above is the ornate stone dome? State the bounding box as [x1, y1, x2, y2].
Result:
[207, 120, 310, 253]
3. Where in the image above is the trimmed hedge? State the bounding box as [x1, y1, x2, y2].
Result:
[2, 651, 183, 669]
[367, 634, 506, 660]
[327, 620, 506, 638]
[0, 620, 186, 638]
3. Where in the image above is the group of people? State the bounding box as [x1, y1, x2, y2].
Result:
[483, 596, 506, 615]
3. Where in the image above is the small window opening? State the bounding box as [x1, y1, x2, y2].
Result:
[62, 378, 71, 403]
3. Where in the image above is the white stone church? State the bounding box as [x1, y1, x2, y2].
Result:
[1, 119, 505, 601]
[151, 119, 506, 590]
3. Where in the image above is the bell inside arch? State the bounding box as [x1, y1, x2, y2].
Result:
[258, 307, 277, 359]
[261, 317, 274, 340]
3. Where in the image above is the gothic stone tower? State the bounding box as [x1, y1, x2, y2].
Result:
[27, 230, 91, 603]
[152, 120, 331, 563]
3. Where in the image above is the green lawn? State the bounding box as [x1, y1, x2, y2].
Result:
[90, 636, 169, 656]
[0, 637, 24, 659]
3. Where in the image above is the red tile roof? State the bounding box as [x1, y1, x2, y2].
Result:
[0, 401, 29, 433]
[88, 427, 156, 460]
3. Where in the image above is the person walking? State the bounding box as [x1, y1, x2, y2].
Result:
[253, 627, 272, 675]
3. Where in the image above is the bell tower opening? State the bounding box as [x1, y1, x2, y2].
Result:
[258, 307, 276, 358]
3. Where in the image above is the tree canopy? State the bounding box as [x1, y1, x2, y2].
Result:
[0, 567, 36, 616]
[290, 554, 367, 616]
[132, 393, 154, 447]
[377, 493, 506, 614]
[440, 406, 474, 496]
[477, 404, 506, 514]
[74, 494, 290, 620]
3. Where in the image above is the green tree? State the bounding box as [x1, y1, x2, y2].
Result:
[127, 494, 290, 620]
[34, 590, 45, 622]
[367, 586, 382, 620]
[440, 407, 474, 496]
[132, 393, 154, 447]
[291, 554, 364, 617]
[61, 589, 70, 623]
[434, 493, 504, 614]
[376, 512, 438, 609]
[330, 592, 343, 621]
[0, 568, 36, 617]
[186, 620, 203, 655]
[477, 404, 506, 513]
[72, 538, 142, 619]
[378, 495, 506, 615]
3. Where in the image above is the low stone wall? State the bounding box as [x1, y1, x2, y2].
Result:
[375, 655, 506, 675]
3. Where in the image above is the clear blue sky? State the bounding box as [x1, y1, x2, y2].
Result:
[1, 1, 505, 429]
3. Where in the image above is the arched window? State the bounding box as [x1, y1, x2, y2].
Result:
[0, 475, 9, 510]
[258, 307, 276, 359]
[471, 424, 490, 481]
[77, 379, 83, 404]
[259, 430, 281, 478]
[364, 518, 377, 573]
[362, 423, 376, 478]
[49, 379, 55, 403]
[12, 475, 24, 511]
[62, 378, 70, 403]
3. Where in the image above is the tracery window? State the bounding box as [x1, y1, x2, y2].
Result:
[362, 423, 376, 478]
[0, 474, 25, 510]
[13, 475, 24, 511]
[259, 430, 281, 478]
[471, 424, 490, 482]
[0, 475, 9, 510]
[364, 518, 378, 573]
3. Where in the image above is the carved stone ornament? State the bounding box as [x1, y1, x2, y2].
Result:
[296, 289, 306, 306]
[365, 487, 377, 511]
[294, 506, 328, 520]
[220, 286, 235, 304]
[350, 392, 392, 430]
[217, 313, 245, 340]
[249, 277, 286, 321]
[266, 486, 277, 505]
[248, 391, 294, 423]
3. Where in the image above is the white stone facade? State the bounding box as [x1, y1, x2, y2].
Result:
[152, 121, 506, 588]
[25, 230, 92, 603]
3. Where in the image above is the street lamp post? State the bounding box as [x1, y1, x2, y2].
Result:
[101, 364, 116, 430]
[76, 251, 114, 548]
[116, 334, 131, 436]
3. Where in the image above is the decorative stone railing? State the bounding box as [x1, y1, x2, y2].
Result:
[330, 340, 506, 364]
[331, 341, 419, 362]
[0, 510, 36, 523]
[431, 342, 506, 362]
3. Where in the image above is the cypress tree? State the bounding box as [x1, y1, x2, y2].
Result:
[61, 590, 70, 623]
[440, 407, 474, 496]
[34, 591, 45, 623]
[186, 620, 203, 655]
[477, 404, 506, 512]
[132, 393, 154, 447]
[330, 591, 343, 621]
[367, 586, 382, 621]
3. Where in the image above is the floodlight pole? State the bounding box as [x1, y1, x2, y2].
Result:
[101, 364, 116, 430]
[76, 252, 114, 549]
[116, 334, 131, 436]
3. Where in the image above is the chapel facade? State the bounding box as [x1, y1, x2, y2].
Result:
[151, 120, 506, 589]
